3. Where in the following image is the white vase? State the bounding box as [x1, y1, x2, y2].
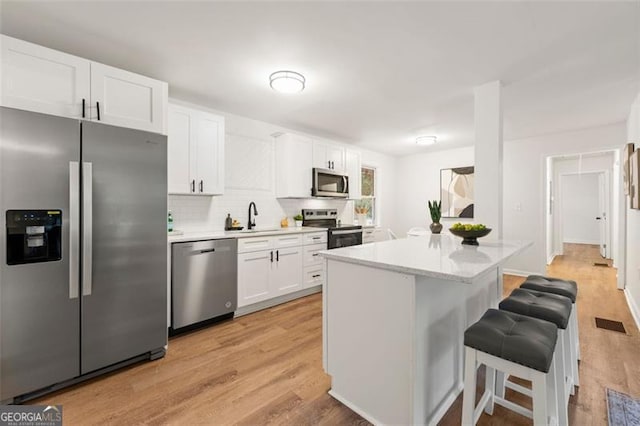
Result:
[295, 220, 303, 227]
[356, 214, 367, 225]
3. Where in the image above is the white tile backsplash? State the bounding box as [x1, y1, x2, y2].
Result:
[168, 193, 352, 232]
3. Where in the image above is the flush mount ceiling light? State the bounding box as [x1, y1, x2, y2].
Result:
[270, 70, 305, 94]
[415, 135, 437, 145]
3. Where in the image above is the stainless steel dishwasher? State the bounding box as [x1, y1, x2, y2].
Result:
[171, 239, 237, 332]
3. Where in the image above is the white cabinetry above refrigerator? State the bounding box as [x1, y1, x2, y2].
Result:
[0, 35, 167, 134]
[167, 103, 225, 195]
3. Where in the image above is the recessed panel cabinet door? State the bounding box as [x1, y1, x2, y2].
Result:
[195, 112, 224, 195]
[0, 35, 89, 119]
[167, 105, 193, 194]
[271, 247, 303, 297]
[238, 251, 272, 307]
[90, 62, 166, 134]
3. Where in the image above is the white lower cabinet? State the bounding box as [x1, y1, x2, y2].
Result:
[271, 247, 303, 296]
[237, 232, 326, 308]
[363, 228, 385, 244]
[237, 251, 272, 306]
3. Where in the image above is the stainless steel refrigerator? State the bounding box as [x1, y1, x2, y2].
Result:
[0, 106, 167, 402]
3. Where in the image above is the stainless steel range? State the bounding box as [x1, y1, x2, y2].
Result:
[302, 209, 362, 249]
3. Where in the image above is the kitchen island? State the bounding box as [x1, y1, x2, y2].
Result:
[319, 234, 532, 426]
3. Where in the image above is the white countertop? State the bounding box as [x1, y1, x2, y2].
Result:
[319, 234, 532, 283]
[167, 226, 328, 243]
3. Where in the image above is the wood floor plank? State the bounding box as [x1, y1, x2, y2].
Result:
[29, 243, 639, 425]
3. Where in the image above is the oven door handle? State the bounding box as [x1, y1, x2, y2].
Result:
[331, 229, 362, 236]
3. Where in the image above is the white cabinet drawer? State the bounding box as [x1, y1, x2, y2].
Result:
[304, 266, 324, 289]
[238, 237, 273, 253]
[363, 228, 376, 243]
[303, 232, 327, 245]
[304, 243, 326, 267]
[274, 234, 303, 248]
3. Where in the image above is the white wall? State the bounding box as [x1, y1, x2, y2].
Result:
[395, 146, 475, 235]
[625, 91, 640, 326]
[552, 153, 614, 254]
[560, 174, 600, 244]
[502, 122, 627, 275]
[167, 99, 397, 233]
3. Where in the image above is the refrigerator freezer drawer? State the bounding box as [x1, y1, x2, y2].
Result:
[171, 239, 238, 329]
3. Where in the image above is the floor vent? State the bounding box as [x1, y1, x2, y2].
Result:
[593, 262, 610, 267]
[595, 317, 626, 334]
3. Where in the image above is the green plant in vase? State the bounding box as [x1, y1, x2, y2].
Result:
[428, 200, 443, 234]
[293, 213, 304, 227]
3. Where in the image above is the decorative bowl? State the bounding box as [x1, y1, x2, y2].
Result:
[448, 228, 492, 245]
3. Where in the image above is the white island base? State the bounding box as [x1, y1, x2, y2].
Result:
[321, 237, 531, 425]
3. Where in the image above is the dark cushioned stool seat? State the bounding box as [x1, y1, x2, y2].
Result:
[521, 275, 577, 303]
[500, 288, 572, 329]
[464, 309, 557, 373]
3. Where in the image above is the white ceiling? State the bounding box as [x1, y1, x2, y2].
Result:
[1, 1, 639, 156]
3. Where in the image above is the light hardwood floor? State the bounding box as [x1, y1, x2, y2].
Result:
[32, 243, 639, 425]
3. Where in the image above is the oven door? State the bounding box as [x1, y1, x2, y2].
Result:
[328, 229, 363, 249]
[312, 168, 349, 198]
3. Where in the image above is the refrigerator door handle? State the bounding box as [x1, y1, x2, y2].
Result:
[69, 161, 80, 299]
[82, 162, 93, 296]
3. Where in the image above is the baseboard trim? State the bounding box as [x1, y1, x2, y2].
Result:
[547, 254, 556, 265]
[234, 286, 322, 317]
[562, 239, 600, 245]
[624, 288, 640, 332]
[503, 269, 538, 278]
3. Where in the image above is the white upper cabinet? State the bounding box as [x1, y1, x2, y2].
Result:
[313, 141, 345, 172]
[346, 149, 362, 200]
[0, 35, 167, 134]
[168, 103, 225, 196]
[90, 62, 167, 134]
[195, 113, 224, 195]
[275, 133, 313, 198]
[1, 35, 89, 119]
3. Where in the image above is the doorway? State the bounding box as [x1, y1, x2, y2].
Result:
[558, 171, 609, 258]
[545, 151, 620, 269]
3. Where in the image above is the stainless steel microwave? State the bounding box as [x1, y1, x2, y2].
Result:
[312, 168, 349, 198]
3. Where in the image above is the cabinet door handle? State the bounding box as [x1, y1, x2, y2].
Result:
[200, 180, 203, 192]
[96, 101, 100, 121]
[270, 251, 274, 263]
[312, 253, 319, 257]
[276, 250, 279, 262]
[312, 236, 320, 240]
[312, 274, 321, 278]
[191, 180, 195, 193]
[82, 98, 86, 118]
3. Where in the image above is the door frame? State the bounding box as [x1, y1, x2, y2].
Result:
[557, 170, 610, 258]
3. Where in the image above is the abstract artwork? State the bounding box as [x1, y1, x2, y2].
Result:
[440, 166, 474, 218]
[623, 143, 635, 196]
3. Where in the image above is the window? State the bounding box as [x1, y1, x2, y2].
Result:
[355, 166, 376, 225]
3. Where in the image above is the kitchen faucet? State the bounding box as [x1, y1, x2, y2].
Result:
[248, 202, 258, 230]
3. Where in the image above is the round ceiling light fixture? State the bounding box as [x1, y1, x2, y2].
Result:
[270, 70, 306, 94]
[415, 135, 437, 145]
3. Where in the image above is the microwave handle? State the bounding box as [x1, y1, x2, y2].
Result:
[343, 175, 348, 194]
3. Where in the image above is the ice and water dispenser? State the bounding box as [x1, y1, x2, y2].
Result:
[6, 210, 62, 265]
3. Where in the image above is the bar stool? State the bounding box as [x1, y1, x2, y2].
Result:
[499, 288, 573, 426]
[521, 275, 579, 390]
[462, 309, 561, 426]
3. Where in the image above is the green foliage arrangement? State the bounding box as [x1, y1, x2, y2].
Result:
[428, 200, 441, 223]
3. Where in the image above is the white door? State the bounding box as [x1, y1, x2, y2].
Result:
[271, 247, 303, 297]
[195, 112, 224, 195]
[167, 105, 193, 194]
[597, 173, 608, 258]
[1, 35, 90, 119]
[238, 251, 272, 307]
[90, 62, 166, 134]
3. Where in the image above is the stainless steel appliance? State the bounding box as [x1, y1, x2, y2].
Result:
[171, 239, 237, 332]
[312, 168, 349, 198]
[0, 107, 167, 403]
[302, 209, 362, 249]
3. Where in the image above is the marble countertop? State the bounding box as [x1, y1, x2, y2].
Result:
[168, 226, 328, 243]
[319, 234, 532, 283]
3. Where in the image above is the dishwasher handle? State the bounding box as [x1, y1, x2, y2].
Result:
[200, 248, 216, 254]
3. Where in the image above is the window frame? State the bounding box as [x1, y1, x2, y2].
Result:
[356, 165, 378, 226]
